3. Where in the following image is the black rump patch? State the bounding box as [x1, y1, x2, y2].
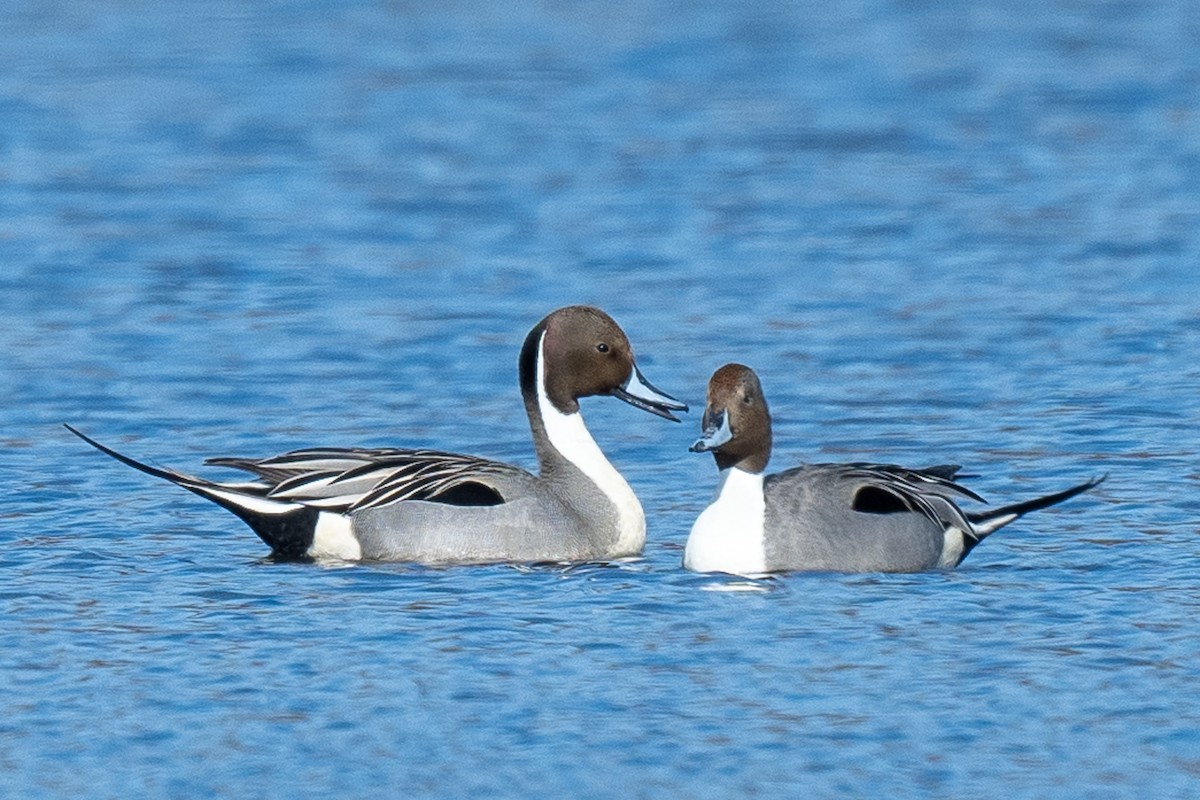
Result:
[430, 482, 505, 507]
[242, 505, 320, 561]
[852, 486, 913, 515]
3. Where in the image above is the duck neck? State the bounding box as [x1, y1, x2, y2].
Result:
[518, 328, 645, 554]
[712, 420, 771, 474]
[713, 466, 765, 500]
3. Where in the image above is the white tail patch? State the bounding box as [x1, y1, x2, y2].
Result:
[938, 526, 966, 568]
[308, 512, 361, 560]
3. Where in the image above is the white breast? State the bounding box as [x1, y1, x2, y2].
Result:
[684, 467, 767, 575]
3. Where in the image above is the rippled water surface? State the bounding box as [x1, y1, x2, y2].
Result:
[3, 1, 1200, 797]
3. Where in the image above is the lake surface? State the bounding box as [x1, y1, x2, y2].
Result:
[3, 1, 1200, 796]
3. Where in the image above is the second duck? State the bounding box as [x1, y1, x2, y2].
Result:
[685, 363, 1102, 575]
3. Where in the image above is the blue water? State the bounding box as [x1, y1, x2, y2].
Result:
[3, 1, 1200, 796]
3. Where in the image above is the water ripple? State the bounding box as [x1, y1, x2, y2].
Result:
[3, 1, 1199, 798]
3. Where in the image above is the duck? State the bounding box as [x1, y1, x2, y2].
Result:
[68, 305, 687, 564]
[684, 363, 1103, 574]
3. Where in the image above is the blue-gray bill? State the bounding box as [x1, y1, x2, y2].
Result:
[610, 364, 688, 422]
[689, 408, 732, 452]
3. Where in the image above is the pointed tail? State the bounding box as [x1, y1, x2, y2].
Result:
[66, 423, 203, 487]
[966, 474, 1106, 540]
[65, 424, 318, 558]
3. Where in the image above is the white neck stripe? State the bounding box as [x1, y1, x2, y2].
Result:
[536, 332, 645, 556]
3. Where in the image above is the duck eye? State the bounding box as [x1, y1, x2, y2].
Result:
[597, 343, 609, 353]
[743, 394, 753, 405]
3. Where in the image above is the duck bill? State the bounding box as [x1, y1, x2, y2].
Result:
[611, 364, 688, 422]
[689, 408, 732, 452]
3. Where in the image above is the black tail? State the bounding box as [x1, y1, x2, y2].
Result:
[65, 424, 318, 559]
[66, 423, 199, 486]
[959, 474, 1106, 561]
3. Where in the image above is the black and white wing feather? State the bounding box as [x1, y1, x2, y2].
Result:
[206, 447, 523, 512]
[833, 462, 984, 533]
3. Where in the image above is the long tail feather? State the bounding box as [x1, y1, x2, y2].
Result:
[65, 424, 200, 487]
[967, 474, 1106, 539]
[65, 424, 317, 558]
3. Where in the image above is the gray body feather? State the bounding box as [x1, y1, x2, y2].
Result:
[762, 464, 972, 572]
[350, 458, 622, 563]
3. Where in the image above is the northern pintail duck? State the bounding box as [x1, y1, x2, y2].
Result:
[69, 306, 687, 564]
[684, 363, 1103, 574]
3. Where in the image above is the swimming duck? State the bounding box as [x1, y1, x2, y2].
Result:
[684, 363, 1102, 574]
[70, 306, 687, 564]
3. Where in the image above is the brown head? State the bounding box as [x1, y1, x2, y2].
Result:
[689, 363, 773, 473]
[518, 305, 687, 420]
